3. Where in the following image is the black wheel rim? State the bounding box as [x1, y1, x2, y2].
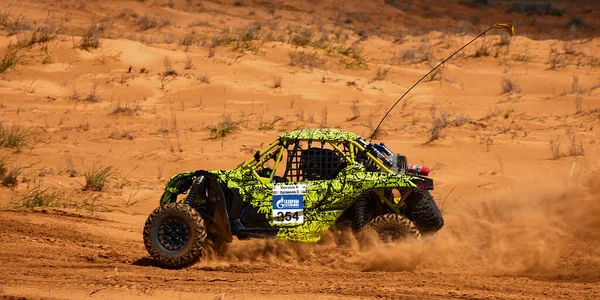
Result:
[158, 218, 189, 251]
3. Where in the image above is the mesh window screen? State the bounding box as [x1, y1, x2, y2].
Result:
[283, 140, 348, 182]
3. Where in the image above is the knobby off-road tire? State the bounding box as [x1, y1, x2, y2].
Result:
[143, 203, 207, 268]
[404, 190, 444, 234]
[365, 214, 421, 242]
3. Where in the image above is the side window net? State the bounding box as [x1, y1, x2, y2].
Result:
[283, 140, 349, 182]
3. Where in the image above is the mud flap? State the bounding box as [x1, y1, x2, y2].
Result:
[201, 171, 233, 243]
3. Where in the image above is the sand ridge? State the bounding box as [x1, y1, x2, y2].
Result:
[0, 0, 599, 299]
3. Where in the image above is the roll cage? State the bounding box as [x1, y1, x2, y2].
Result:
[236, 138, 396, 184]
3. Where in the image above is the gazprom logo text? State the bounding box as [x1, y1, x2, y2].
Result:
[273, 195, 303, 210]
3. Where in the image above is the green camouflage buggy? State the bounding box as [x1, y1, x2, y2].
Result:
[143, 128, 444, 268]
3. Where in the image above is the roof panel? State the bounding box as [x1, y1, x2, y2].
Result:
[279, 128, 361, 142]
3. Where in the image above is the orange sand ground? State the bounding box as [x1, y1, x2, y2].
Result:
[0, 0, 599, 299]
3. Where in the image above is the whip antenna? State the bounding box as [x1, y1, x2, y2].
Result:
[369, 23, 514, 142]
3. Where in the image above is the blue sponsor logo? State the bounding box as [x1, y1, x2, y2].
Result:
[273, 195, 303, 210]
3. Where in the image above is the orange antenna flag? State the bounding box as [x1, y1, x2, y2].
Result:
[492, 23, 515, 36]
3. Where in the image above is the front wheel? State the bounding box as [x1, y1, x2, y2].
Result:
[143, 203, 207, 268]
[404, 190, 444, 234]
[364, 214, 421, 242]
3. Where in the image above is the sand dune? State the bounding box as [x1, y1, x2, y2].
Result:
[0, 0, 599, 299]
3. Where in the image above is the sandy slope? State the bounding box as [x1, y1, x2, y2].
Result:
[0, 0, 599, 299]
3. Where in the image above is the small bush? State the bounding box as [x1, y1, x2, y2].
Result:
[474, 40, 491, 57]
[567, 16, 584, 28]
[258, 116, 282, 131]
[424, 105, 450, 144]
[496, 34, 511, 46]
[137, 15, 158, 31]
[548, 52, 568, 69]
[180, 32, 195, 46]
[16, 22, 60, 48]
[230, 23, 262, 52]
[163, 56, 177, 76]
[15, 186, 69, 208]
[79, 23, 102, 50]
[198, 74, 210, 83]
[459, 0, 489, 7]
[332, 42, 367, 69]
[372, 67, 389, 81]
[270, 76, 282, 89]
[0, 158, 20, 188]
[428, 69, 442, 82]
[513, 54, 534, 62]
[401, 48, 415, 61]
[83, 165, 116, 192]
[0, 48, 20, 73]
[501, 77, 521, 94]
[347, 100, 360, 121]
[289, 51, 323, 69]
[184, 55, 193, 69]
[568, 135, 584, 156]
[0, 124, 37, 152]
[384, 0, 402, 9]
[84, 83, 101, 102]
[507, 3, 562, 16]
[549, 136, 561, 160]
[209, 115, 238, 138]
[571, 75, 584, 94]
[111, 101, 141, 115]
[0, 157, 7, 178]
[289, 27, 313, 47]
[575, 94, 583, 114]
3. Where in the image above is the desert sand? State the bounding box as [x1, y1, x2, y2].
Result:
[0, 0, 599, 299]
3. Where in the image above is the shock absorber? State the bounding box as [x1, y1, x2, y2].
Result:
[354, 197, 368, 230]
[184, 175, 205, 206]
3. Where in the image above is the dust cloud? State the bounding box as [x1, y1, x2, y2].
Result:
[203, 175, 600, 279]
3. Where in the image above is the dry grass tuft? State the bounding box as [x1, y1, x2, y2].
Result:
[0, 123, 38, 152]
[372, 67, 389, 82]
[289, 51, 323, 69]
[210, 115, 238, 138]
[16, 22, 60, 48]
[111, 101, 141, 115]
[501, 77, 521, 94]
[184, 55, 194, 70]
[424, 104, 451, 144]
[198, 73, 210, 83]
[163, 56, 177, 76]
[0, 157, 21, 188]
[270, 76, 282, 89]
[79, 23, 102, 50]
[567, 135, 585, 157]
[0, 47, 20, 73]
[548, 136, 561, 160]
[84, 83, 101, 102]
[258, 116, 283, 131]
[574, 94, 583, 114]
[347, 100, 360, 121]
[82, 165, 116, 192]
[13, 184, 70, 208]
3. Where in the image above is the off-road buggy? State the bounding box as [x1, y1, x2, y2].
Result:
[143, 128, 444, 268]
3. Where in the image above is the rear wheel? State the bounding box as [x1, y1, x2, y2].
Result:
[364, 214, 421, 242]
[143, 203, 207, 268]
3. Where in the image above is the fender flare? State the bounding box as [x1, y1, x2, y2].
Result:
[159, 170, 233, 243]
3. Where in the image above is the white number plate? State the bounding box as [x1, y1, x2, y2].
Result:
[272, 185, 305, 225]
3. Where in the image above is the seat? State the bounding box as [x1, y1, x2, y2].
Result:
[299, 148, 347, 180]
